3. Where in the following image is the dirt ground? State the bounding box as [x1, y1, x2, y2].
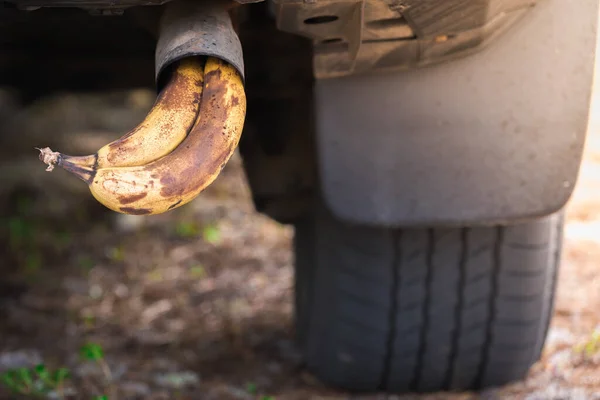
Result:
[1, 57, 600, 400]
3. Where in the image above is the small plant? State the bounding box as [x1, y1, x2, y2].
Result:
[79, 342, 113, 400]
[79, 343, 109, 380]
[574, 329, 600, 361]
[8, 217, 34, 250]
[175, 221, 199, 238]
[202, 224, 220, 244]
[81, 312, 97, 329]
[0, 345, 116, 399]
[106, 246, 125, 262]
[0, 364, 70, 398]
[244, 382, 275, 400]
[245, 382, 257, 395]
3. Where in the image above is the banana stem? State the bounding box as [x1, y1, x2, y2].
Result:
[37, 147, 95, 183]
[36, 147, 60, 171]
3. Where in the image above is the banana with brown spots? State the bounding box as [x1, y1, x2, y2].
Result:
[38, 57, 246, 215]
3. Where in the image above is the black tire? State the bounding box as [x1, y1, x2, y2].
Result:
[293, 204, 563, 393]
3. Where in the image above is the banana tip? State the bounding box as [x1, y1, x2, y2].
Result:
[36, 147, 60, 172]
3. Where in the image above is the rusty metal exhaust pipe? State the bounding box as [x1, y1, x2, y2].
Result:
[155, 0, 245, 86]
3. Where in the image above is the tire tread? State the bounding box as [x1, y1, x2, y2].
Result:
[295, 206, 562, 392]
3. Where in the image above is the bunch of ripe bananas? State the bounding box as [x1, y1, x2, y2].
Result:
[38, 56, 246, 215]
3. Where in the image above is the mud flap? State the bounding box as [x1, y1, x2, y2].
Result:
[315, 0, 599, 227]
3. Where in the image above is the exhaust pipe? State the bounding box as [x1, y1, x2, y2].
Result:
[155, 0, 245, 85]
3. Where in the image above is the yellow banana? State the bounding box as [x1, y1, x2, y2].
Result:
[60, 57, 204, 169]
[38, 57, 246, 215]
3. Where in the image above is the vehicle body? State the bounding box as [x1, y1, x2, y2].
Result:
[1, 0, 598, 393]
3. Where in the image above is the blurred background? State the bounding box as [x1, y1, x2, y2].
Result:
[1, 34, 600, 400]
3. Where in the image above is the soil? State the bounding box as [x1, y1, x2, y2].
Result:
[0, 83, 599, 400]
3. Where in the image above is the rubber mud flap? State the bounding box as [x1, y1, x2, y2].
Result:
[314, 0, 599, 227]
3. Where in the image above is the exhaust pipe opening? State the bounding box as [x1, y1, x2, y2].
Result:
[155, 0, 245, 91]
